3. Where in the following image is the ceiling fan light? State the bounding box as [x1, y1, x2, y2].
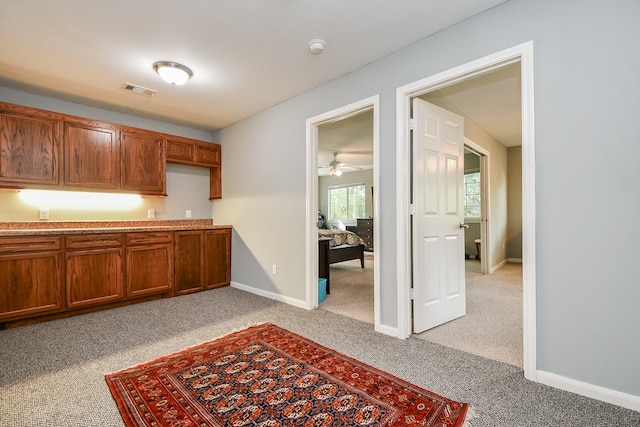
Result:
[153, 61, 193, 85]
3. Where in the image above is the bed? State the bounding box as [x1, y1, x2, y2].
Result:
[318, 229, 366, 294]
[319, 229, 366, 267]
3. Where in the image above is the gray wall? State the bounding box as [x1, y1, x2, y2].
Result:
[214, 0, 640, 398]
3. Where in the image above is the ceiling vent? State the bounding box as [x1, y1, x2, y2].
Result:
[122, 83, 157, 96]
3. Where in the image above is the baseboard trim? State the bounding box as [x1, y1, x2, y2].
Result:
[537, 370, 640, 412]
[230, 281, 308, 310]
[490, 259, 507, 273]
[507, 258, 523, 263]
[375, 323, 398, 337]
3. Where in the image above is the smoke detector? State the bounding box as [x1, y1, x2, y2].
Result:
[308, 39, 326, 55]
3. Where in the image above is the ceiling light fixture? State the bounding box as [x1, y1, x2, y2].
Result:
[329, 166, 342, 176]
[153, 61, 193, 85]
[308, 39, 326, 55]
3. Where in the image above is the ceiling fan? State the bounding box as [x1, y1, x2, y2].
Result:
[319, 152, 362, 176]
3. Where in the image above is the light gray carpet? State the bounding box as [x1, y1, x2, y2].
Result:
[1, 287, 639, 426]
[319, 259, 374, 324]
[416, 262, 523, 368]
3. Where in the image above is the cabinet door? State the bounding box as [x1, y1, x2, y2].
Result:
[126, 245, 173, 297]
[120, 132, 166, 195]
[64, 121, 119, 189]
[0, 109, 60, 186]
[194, 143, 220, 166]
[166, 139, 195, 163]
[204, 229, 231, 289]
[0, 251, 63, 320]
[174, 231, 204, 295]
[66, 248, 123, 308]
[125, 232, 173, 298]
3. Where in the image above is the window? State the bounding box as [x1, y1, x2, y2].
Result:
[328, 183, 366, 221]
[464, 172, 481, 218]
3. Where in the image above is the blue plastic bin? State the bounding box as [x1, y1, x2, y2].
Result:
[318, 278, 327, 302]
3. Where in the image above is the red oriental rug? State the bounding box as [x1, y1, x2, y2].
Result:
[105, 323, 471, 427]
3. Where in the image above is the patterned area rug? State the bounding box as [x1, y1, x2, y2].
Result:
[106, 323, 470, 426]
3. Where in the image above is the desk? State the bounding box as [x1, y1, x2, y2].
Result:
[318, 238, 331, 294]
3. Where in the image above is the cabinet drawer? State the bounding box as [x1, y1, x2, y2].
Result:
[65, 234, 123, 250]
[0, 236, 60, 254]
[126, 231, 172, 246]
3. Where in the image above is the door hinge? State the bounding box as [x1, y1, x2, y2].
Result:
[410, 288, 415, 300]
[409, 118, 416, 131]
[409, 204, 417, 215]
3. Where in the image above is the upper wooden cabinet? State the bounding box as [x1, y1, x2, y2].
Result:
[0, 101, 221, 198]
[64, 121, 119, 189]
[0, 104, 61, 187]
[120, 131, 166, 195]
[166, 137, 220, 167]
[166, 136, 222, 199]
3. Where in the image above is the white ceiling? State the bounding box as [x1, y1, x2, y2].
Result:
[0, 0, 509, 131]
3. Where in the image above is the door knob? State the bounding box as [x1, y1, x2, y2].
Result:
[459, 223, 469, 229]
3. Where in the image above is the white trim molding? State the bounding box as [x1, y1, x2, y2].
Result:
[305, 95, 382, 332]
[395, 42, 537, 383]
[230, 281, 307, 309]
[538, 371, 640, 412]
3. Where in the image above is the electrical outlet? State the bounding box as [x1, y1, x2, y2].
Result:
[147, 209, 155, 219]
[39, 208, 49, 220]
[272, 265, 277, 275]
[186, 210, 192, 218]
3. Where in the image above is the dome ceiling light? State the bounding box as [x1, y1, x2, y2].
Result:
[153, 61, 193, 85]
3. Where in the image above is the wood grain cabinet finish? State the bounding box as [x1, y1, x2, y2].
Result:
[194, 143, 220, 166]
[204, 229, 231, 288]
[125, 232, 173, 298]
[0, 101, 222, 199]
[165, 139, 195, 163]
[64, 121, 119, 189]
[174, 231, 205, 295]
[120, 132, 166, 195]
[0, 105, 60, 187]
[166, 137, 220, 167]
[0, 236, 63, 321]
[65, 234, 124, 309]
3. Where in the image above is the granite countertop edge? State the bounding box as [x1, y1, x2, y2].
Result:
[0, 220, 232, 236]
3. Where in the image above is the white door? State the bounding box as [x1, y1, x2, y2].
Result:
[412, 98, 466, 333]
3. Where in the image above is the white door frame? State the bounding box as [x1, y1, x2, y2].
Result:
[395, 41, 537, 381]
[464, 137, 491, 274]
[305, 95, 381, 331]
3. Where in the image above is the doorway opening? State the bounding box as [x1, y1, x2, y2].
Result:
[305, 96, 381, 331]
[396, 41, 536, 380]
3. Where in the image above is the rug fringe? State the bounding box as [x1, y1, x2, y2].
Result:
[461, 405, 478, 427]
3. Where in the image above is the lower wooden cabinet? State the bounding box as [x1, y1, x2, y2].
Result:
[204, 229, 231, 288]
[125, 232, 173, 298]
[0, 227, 230, 328]
[0, 237, 63, 321]
[65, 234, 124, 309]
[174, 230, 205, 295]
[174, 228, 231, 294]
